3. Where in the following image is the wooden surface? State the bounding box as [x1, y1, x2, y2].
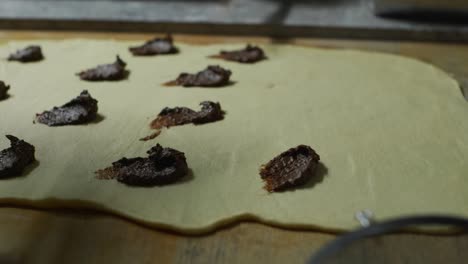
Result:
[0, 31, 467, 264]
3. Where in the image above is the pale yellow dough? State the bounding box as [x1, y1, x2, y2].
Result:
[0, 40, 467, 233]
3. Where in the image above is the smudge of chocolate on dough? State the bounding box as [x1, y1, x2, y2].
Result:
[95, 144, 188, 187]
[164, 65, 231, 87]
[8, 45, 44, 62]
[129, 35, 178, 56]
[0, 81, 10, 100]
[0, 135, 36, 179]
[139, 130, 162, 142]
[35, 90, 98, 126]
[140, 101, 224, 141]
[260, 145, 320, 192]
[77, 56, 128, 81]
[210, 45, 266, 63]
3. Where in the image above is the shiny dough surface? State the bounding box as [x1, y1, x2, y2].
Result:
[0, 40, 467, 233]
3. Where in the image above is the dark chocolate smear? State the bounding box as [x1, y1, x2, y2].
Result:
[129, 35, 178, 56]
[77, 56, 128, 81]
[0, 135, 36, 179]
[213, 45, 266, 63]
[95, 144, 188, 186]
[259, 145, 320, 192]
[35, 90, 98, 126]
[0, 81, 10, 100]
[165, 65, 231, 87]
[8, 45, 44, 63]
[150, 101, 224, 130]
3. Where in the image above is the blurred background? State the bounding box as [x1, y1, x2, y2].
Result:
[0, 0, 468, 41]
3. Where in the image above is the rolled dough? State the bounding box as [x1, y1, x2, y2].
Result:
[0, 40, 467, 233]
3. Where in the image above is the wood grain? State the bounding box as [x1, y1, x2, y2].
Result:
[0, 207, 467, 264]
[0, 207, 334, 264]
[0, 31, 467, 263]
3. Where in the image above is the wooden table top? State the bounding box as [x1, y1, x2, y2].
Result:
[0, 31, 467, 264]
